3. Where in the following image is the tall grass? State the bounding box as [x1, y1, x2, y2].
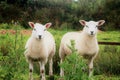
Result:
[94, 45, 120, 75]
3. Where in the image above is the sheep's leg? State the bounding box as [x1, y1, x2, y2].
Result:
[60, 58, 64, 77]
[29, 62, 33, 80]
[49, 58, 53, 76]
[88, 58, 93, 77]
[88, 54, 97, 77]
[39, 61, 46, 80]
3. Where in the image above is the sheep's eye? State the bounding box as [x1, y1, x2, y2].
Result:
[86, 25, 89, 28]
[33, 28, 36, 31]
[44, 29, 46, 31]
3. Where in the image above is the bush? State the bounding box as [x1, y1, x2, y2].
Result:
[0, 30, 27, 80]
[59, 40, 89, 80]
[0, 23, 23, 29]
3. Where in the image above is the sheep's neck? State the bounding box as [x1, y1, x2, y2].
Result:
[30, 37, 45, 53]
[77, 32, 98, 55]
[31, 37, 45, 46]
[81, 32, 97, 41]
[80, 32, 98, 48]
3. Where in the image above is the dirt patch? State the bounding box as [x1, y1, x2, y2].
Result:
[20, 30, 32, 35]
[0, 29, 32, 35]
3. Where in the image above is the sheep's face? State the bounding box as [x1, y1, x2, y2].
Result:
[28, 22, 52, 40]
[79, 20, 105, 36]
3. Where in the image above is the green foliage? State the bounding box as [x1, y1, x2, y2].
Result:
[0, 1, 22, 23]
[97, 31, 120, 42]
[0, 29, 28, 80]
[0, 0, 120, 30]
[94, 45, 120, 75]
[93, 75, 120, 80]
[0, 23, 23, 29]
[95, 31, 120, 75]
[0, 23, 9, 29]
[59, 40, 89, 80]
[48, 29, 69, 74]
[104, 0, 120, 30]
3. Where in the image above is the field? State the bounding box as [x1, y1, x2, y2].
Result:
[0, 28, 120, 80]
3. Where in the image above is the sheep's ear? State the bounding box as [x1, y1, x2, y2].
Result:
[45, 23, 52, 29]
[97, 20, 105, 26]
[79, 20, 86, 26]
[28, 22, 34, 28]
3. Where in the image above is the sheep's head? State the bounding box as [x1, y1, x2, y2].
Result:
[28, 22, 52, 40]
[79, 20, 105, 36]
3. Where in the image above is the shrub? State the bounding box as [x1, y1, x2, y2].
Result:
[0, 23, 23, 29]
[59, 40, 89, 80]
[0, 23, 9, 29]
[0, 30, 27, 80]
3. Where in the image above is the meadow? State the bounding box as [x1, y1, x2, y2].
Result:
[0, 28, 120, 80]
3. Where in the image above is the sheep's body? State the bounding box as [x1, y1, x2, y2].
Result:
[59, 31, 99, 58]
[25, 31, 55, 62]
[24, 22, 55, 80]
[59, 20, 105, 77]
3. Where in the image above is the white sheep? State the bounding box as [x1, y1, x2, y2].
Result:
[24, 22, 55, 80]
[59, 20, 105, 77]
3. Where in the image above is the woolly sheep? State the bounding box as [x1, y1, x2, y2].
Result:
[59, 20, 105, 77]
[24, 22, 55, 80]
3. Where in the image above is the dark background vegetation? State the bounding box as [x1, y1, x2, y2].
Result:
[0, 0, 120, 30]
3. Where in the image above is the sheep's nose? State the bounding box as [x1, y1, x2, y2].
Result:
[38, 35, 41, 39]
[90, 31, 94, 35]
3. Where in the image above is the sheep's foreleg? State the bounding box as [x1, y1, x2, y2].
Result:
[88, 53, 97, 77]
[49, 58, 53, 76]
[88, 59, 93, 77]
[60, 59, 64, 77]
[39, 62, 46, 80]
[88, 54, 97, 77]
[29, 62, 33, 80]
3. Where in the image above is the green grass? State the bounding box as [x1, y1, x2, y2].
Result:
[0, 29, 120, 80]
[93, 75, 120, 80]
[97, 31, 120, 42]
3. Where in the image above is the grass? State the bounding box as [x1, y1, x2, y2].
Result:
[0, 28, 120, 80]
[93, 75, 120, 80]
[97, 31, 120, 42]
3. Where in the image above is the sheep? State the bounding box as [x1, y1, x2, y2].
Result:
[59, 20, 105, 77]
[24, 22, 56, 80]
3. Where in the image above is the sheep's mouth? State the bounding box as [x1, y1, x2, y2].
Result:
[36, 35, 43, 40]
[91, 33, 94, 35]
[36, 38, 42, 40]
[39, 35, 42, 39]
[90, 34, 95, 36]
[89, 34, 95, 36]
[38, 37, 41, 39]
